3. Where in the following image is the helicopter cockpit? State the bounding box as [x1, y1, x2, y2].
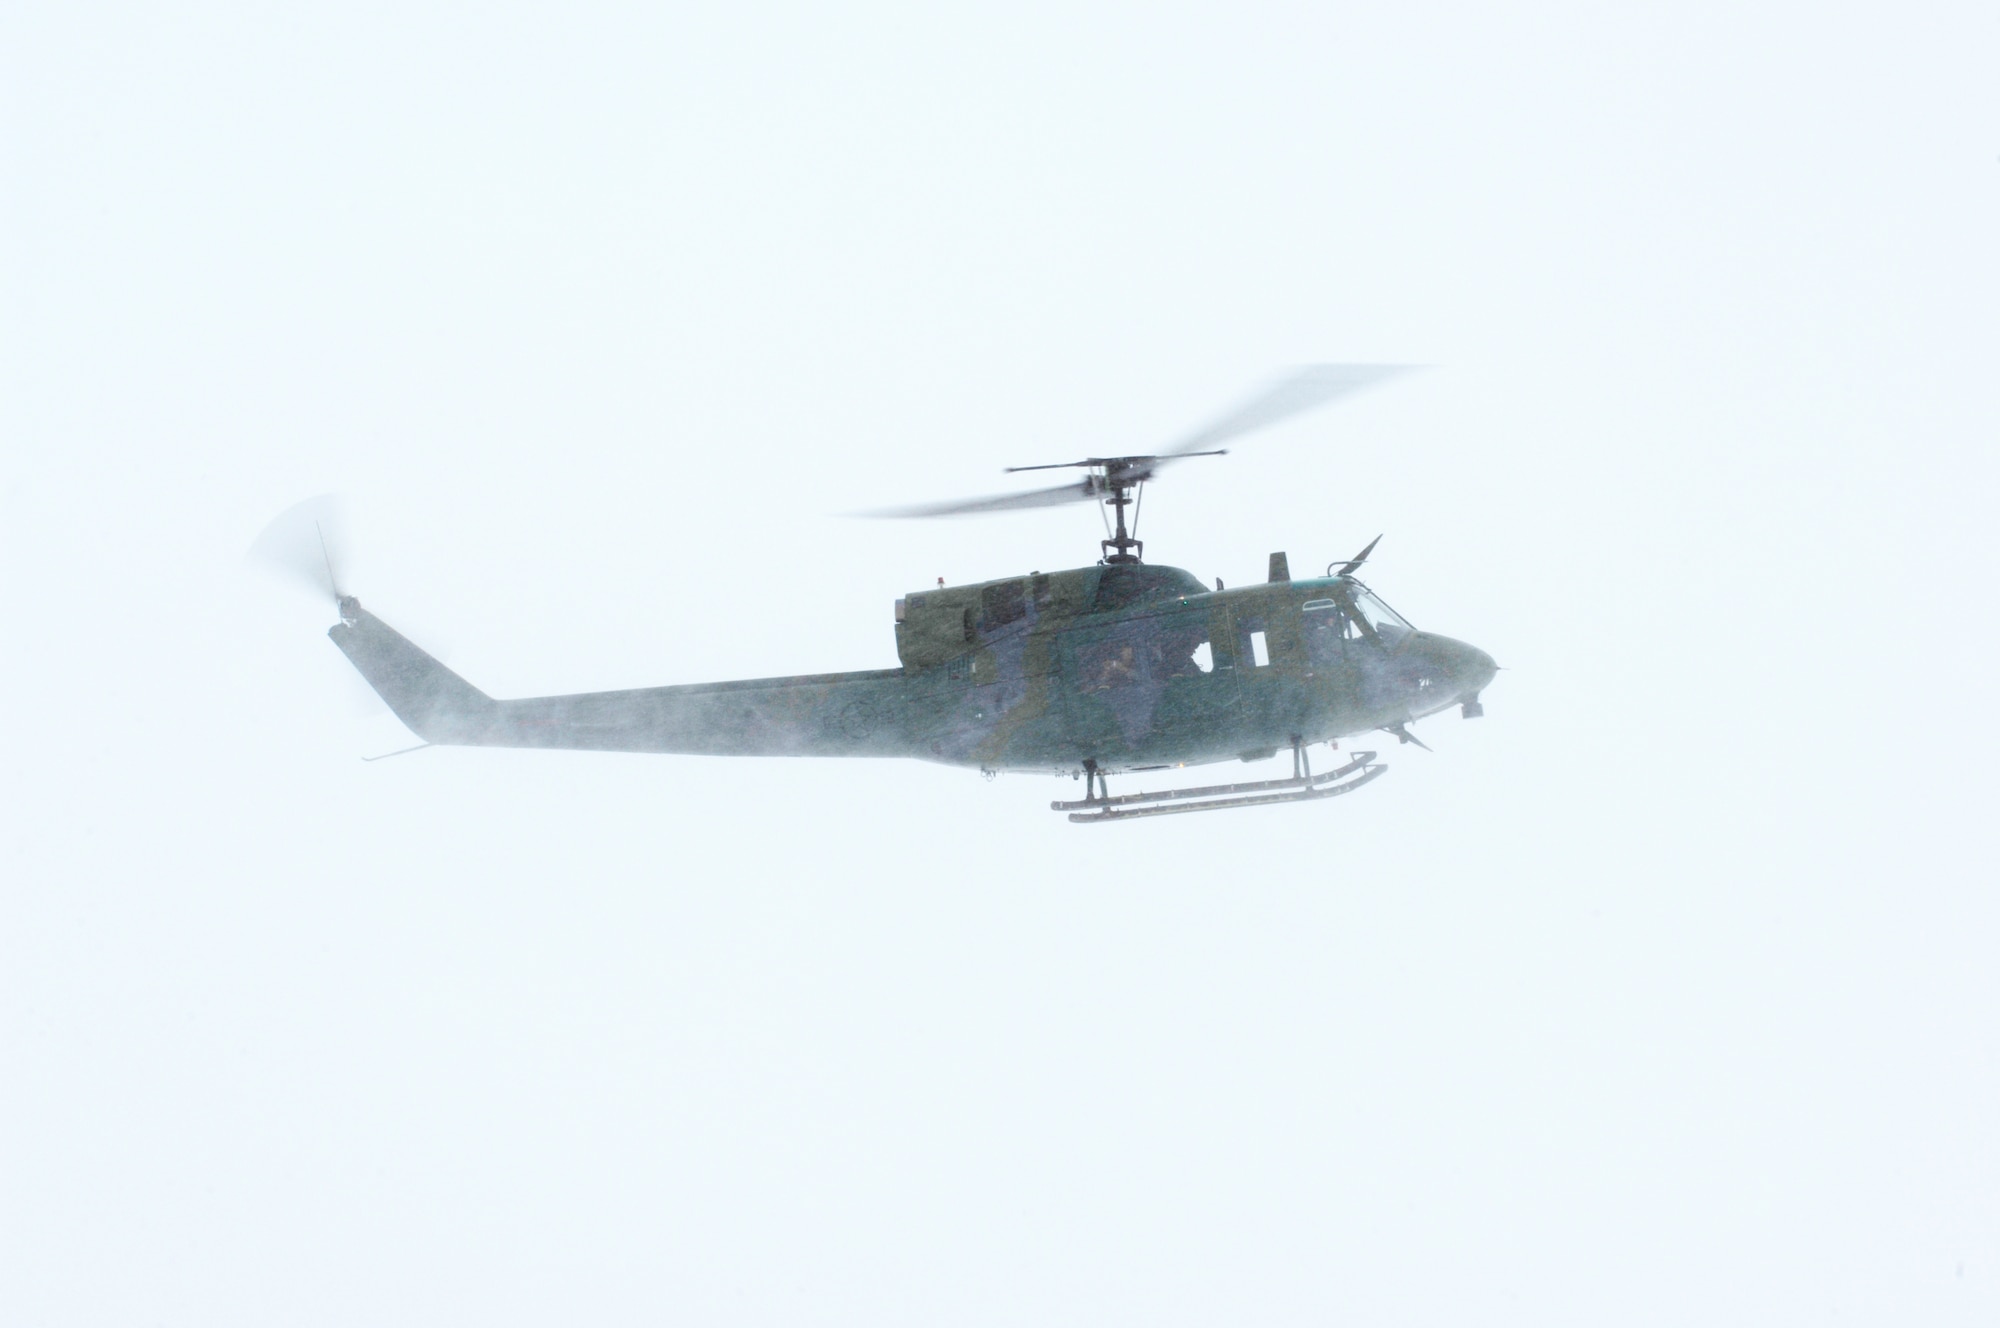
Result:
[1346, 579, 1414, 645]
[1303, 577, 1415, 648]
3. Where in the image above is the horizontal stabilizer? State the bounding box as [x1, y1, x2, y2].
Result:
[328, 597, 497, 743]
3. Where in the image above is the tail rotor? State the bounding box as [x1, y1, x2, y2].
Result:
[249, 494, 352, 615]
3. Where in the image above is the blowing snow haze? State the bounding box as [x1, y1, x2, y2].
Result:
[5, 2, 1997, 1325]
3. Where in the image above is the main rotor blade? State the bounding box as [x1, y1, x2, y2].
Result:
[1003, 459, 1092, 474]
[866, 479, 1099, 518]
[867, 365, 1420, 521]
[1160, 363, 1420, 459]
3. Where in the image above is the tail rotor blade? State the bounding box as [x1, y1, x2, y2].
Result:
[249, 494, 347, 603]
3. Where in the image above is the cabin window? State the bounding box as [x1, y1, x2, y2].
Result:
[1070, 615, 1213, 692]
[1150, 617, 1211, 679]
[962, 607, 976, 643]
[1227, 610, 1270, 669]
[981, 579, 1027, 628]
[1076, 632, 1143, 693]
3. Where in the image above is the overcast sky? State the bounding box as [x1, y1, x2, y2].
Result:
[4, 2, 1997, 1324]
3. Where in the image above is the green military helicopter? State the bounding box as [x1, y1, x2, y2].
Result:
[302, 365, 1496, 822]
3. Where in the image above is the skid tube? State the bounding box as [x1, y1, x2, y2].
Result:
[1054, 748, 1386, 824]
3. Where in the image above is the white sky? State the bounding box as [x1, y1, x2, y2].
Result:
[4, 2, 1997, 1323]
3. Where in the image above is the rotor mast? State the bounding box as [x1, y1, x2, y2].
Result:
[1001, 453, 1216, 565]
[1102, 481, 1140, 563]
[1099, 465, 1145, 564]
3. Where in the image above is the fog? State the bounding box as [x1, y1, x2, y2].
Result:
[4, 2, 1996, 1323]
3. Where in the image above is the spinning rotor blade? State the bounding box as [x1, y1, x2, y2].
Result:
[870, 363, 1420, 523]
[1159, 363, 1420, 460]
[868, 478, 1099, 518]
[248, 494, 347, 603]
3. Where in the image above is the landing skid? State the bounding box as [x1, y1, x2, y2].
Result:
[1055, 743, 1385, 824]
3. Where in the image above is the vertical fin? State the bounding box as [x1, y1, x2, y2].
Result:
[328, 599, 497, 743]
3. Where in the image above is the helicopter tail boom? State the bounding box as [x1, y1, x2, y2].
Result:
[328, 597, 916, 758]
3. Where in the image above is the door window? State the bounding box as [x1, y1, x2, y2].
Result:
[1069, 614, 1213, 692]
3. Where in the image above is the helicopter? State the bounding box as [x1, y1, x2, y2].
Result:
[298, 365, 1498, 822]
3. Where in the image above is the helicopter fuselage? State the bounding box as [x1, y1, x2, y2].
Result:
[329, 558, 1496, 777]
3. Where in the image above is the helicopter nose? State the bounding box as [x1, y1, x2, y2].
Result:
[1465, 643, 1498, 694]
[1429, 636, 1498, 700]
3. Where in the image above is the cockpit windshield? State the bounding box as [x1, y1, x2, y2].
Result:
[1346, 580, 1413, 633]
[1301, 578, 1419, 654]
